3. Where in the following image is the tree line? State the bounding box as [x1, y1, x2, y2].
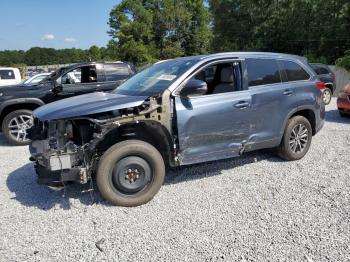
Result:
[0, 0, 349, 69]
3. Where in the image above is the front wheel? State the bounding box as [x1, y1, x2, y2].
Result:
[2, 109, 33, 146]
[96, 140, 165, 207]
[277, 116, 312, 161]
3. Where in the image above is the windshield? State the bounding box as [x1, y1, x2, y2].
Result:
[38, 67, 66, 83]
[113, 58, 199, 96]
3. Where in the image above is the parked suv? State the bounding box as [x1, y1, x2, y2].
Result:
[0, 62, 135, 145]
[29, 52, 325, 207]
[310, 63, 336, 105]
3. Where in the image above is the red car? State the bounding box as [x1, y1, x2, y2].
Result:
[337, 83, 350, 117]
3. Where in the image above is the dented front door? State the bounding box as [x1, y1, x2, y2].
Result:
[175, 91, 252, 165]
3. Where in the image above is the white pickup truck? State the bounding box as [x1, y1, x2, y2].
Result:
[0, 67, 22, 86]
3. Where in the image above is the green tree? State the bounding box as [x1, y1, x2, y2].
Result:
[108, 0, 211, 65]
[209, 0, 350, 64]
[108, 0, 156, 65]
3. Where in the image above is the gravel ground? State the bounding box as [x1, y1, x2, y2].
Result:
[0, 98, 350, 262]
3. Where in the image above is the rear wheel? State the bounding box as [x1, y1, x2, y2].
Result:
[322, 88, 332, 105]
[277, 116, 312, 161]
[2, 109, 33, 146]
[96, 140, 165, 207]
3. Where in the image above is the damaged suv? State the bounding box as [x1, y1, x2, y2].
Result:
[29, 52, 325, 206]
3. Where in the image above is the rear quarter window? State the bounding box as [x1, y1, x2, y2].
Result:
[282, 60, 310, 82]
[104, 64, 131, 81]
[0, 70, 15, 80]
[311, 65, 330, 75]
[246, 58, 282, 87]
[318, 67, 330, 75]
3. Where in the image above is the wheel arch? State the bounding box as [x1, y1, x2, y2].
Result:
[282, 107, 317, 137]
[324, 83, 334, 93]
[95, 120, 175, 167]
[0, 99, 44, 128]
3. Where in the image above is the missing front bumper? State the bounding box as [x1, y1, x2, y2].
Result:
[35, 164, 88, 186]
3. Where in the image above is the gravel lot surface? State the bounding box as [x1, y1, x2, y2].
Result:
[0, 99, 349, 262]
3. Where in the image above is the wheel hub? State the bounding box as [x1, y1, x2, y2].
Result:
[8, 115, 33, 142]
[112, 156, 152, 194]
[289, 123, 308, 153]
[322, 90, 331, 103]
[125, 168, 141, 183]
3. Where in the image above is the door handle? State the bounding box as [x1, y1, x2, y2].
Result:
[234, 101, 249, 109]
[283, 89, 293, 96]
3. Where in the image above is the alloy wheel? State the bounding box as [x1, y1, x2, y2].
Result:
[322, 89, 332, 104]
[8, 114, 33, 142]
[289, 123, 309, 154]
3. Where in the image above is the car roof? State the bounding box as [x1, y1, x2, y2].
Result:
[310, 63, 329, 68]
[0, 67, 20, 70]
[64, 61, 128, 70]
[159, 52, 308, 65]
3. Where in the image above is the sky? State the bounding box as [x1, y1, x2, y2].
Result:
[0, 0, 121, 51]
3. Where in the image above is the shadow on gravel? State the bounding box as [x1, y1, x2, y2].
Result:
[165, 149, 281, 185]
[325, 110, 350, 124]
[0, 133, 13, 147]
[7, 150, 281, 209]
[6, 163, 105, 210]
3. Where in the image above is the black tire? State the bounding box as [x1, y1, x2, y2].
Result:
[1, 109, 33, 146]
[322, 88, 332, 105]
[277, 116, 312, 161]
[96, 140, 165, 207]
[339, 111, 347, 118]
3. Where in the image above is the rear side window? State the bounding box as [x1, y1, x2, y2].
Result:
[318, 67, 330, 75]
[0, 70, 15, 80]
[282, 61, 310, 81]
[311, 65, 330, 75]
[104, 64, 130, 81]
[246, 59, 281, 87]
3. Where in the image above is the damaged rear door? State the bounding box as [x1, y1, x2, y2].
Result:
[174, 60, 253, 165]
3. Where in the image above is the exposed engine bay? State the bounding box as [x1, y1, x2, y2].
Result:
[29, 95, 175, 186]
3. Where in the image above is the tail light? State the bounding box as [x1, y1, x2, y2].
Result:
[332, 74, 336, 81]
[315, 81, 326, 90]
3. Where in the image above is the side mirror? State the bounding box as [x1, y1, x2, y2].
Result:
[53, 78, 63, 93]
[180, 79, 208, 97]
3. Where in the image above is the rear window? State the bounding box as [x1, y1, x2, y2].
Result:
[311, 65, 330, 75]
[246, 59, 282, 87]
[318, 67, 330, 75]
[282, 61, 310, 81]
[0, 70, 15, 80]
[104, 64, 130, 81]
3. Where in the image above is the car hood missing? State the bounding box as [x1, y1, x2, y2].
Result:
[33, 92, 148, 121]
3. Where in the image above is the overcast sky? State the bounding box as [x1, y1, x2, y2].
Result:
[0, 0, 121, 51]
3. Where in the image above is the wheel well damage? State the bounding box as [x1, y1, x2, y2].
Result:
[94, 121, 174, 166]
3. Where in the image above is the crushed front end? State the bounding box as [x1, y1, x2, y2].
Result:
[28, 95, 175, 187]
[29, 118, 98, 186]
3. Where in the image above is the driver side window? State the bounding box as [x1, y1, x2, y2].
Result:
[62, 68, 81, 84]
[189, 61, 242, 95]
[61, 65, 97, 85]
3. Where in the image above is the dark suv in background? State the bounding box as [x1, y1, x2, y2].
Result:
[29, 52, 325, 207]
[0, 61, 135, 145]
[310, 63, 336, 105]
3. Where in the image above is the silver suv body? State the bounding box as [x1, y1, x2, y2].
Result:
[29, 52, 325, 206]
